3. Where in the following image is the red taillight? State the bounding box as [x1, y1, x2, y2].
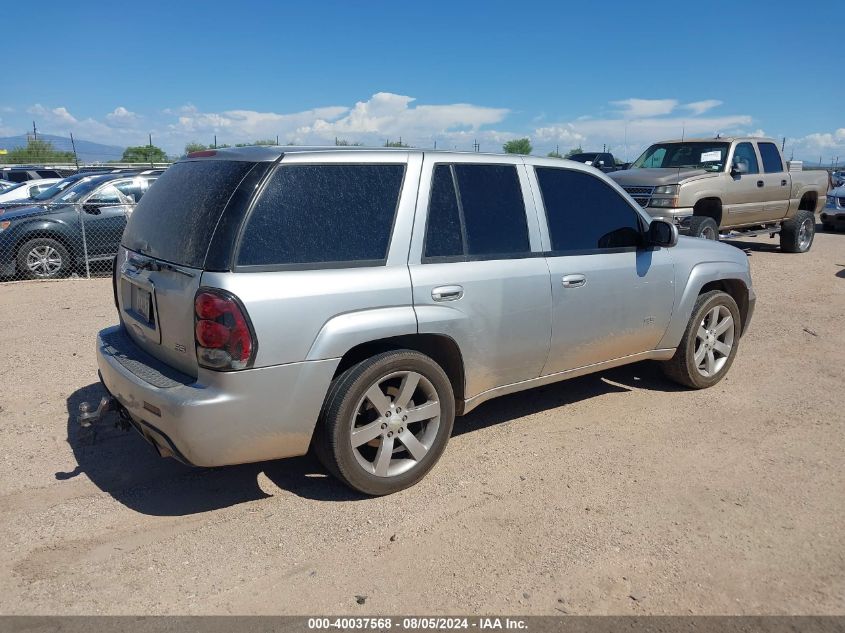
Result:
[194, 290, 256, 370]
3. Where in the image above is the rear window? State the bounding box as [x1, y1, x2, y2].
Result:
[122, 160, 255, 267]
[236, 164, 405, 268]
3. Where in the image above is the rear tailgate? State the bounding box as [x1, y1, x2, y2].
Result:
[116, 246, 203, 377]
[116, 158, 262, 376]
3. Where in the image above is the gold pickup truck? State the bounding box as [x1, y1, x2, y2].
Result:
[609, 136, 829, 253]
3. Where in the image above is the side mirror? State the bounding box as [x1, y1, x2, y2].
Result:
[647, 219, 678, 247]
[83, 203, 102, 215]
[730, 163, 747, 177]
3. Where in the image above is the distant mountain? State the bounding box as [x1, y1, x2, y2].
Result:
[0, 133, 124, 163]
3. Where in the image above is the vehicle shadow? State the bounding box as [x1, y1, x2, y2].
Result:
[836, 264, 845, 279]
[61, 361, 682, 514]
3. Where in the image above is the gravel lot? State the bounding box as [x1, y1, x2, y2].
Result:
[0, 229, 843, 615]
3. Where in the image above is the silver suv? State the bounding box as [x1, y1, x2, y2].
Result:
[88, 147, 756, 495]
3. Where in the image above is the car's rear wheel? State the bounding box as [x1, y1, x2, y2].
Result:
[314, 350, 455, 495]
[780, 210, 815, 253]
[660, 290, 741, 389]
[688, 216, 719, 240]
[17, 237, 70, 280]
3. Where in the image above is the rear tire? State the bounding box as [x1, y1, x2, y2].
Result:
[16, 237, 70, 280]
[313, 350, 455, 496]
[780, 210, 815, 253]
[688, 216, 719, 240]
[661, 290, 741, 389]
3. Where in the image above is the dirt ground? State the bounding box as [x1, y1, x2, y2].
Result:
[0, 229, 843, 616]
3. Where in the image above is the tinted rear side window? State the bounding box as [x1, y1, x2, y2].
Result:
[536, 167, 642, 252]
[424, 165, 464, 258]
[757, 142, 784, 173]
[237, 164, 405, 267]
[123, 160, 255, 267]
[455, 164, 529, 256]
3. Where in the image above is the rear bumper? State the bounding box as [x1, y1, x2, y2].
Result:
[96, 325, 339, 467]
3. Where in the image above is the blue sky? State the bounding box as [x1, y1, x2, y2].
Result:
[1, 0, 842, 161]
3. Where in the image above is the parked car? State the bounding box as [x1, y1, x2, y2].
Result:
[0, 173, 157, 278]
[820, 185, 845, 230]
[0, 173, 96, 212]
[80, 146, 756, 496]
[566, 152, 625, 172]
[0, 166, 75, 183]
[831, 171, 845, 188]
[0, 178, 61, 205]
[608, 137, 828, 251]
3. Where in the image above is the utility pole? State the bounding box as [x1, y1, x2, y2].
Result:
[781, 137, 786, 152]
[213, 134, 217, 149]
[69, 132, 80, 171]
[276, 135, 279, 145]
[148, 133, 154, 168]
[32, 121, 37, 141]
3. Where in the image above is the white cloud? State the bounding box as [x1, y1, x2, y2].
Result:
[106, 106, 140, 127]
[611, 98, 678, 118]
[787, 128, 845, 161]
[28, 103, 78, 125]
[682, 99, 723, 115]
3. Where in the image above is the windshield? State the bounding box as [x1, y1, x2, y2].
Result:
[31, 176, 88, 201]
[568, 153, 599, 163]
[52, 177, 110, 203]
[632, 142, 730, 171]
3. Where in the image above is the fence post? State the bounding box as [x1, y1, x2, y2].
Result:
[77, 204, 91, 279]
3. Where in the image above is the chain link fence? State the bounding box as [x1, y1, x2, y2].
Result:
[0, 173, 159, 282]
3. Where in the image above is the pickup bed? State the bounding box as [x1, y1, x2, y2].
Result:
[609, 136, 829, 252]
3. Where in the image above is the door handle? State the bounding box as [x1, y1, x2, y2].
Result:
[561, 274, 586, 288]
[432, 285, 464, 302]
[781, 179, 788, 186]
[756, 180, 764, 188]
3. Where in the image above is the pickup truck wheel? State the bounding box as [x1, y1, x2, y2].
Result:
[687, 216, 719, 240]
[314, 350, 455, 496]
[660, 290, 741, 389]
[16, 238, 70, 280]
[780, 210, 815, 253]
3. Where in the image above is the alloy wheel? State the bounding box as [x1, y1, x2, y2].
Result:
[693, 305, 734, 378]
[26, 245, 62, 277]
[349, 370, 441, 478]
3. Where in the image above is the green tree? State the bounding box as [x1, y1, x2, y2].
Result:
[235, 139, 277, 147]
[547, 150, 563, 158]
[185, 142, 208, 154]
[335, 138, 363, 146]
[384, 138, 410, 148]
[503, 138, 532, 155]
[122, 145, 168, 163]
[564, 147, 584, 158]
[0, 139, 75, 164]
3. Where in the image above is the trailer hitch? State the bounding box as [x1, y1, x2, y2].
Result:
[77, 397, 131, 431]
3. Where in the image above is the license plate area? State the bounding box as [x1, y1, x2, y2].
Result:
[122, 276, 162, 344]
[131, 284, 154, 326]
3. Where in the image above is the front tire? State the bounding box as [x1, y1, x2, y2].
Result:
[661, 290, 741, 389]
[313, 350, 455, 496]
[688, 216, 719, 240]
[780, 210, 815, 253]
[16, 237, 70, 280]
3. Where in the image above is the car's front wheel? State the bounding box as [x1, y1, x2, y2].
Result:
[17, 237, 70, 280]
[314, 350, 455, 495]
[660, 290, 741, 389]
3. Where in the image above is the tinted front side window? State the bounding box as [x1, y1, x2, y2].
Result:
[123, 160, 255, 267]
[757, 142, 784, 173]
[536, 167, 642, 252]
[238, 164, 405, 267]
[732, 142, 759, 174]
